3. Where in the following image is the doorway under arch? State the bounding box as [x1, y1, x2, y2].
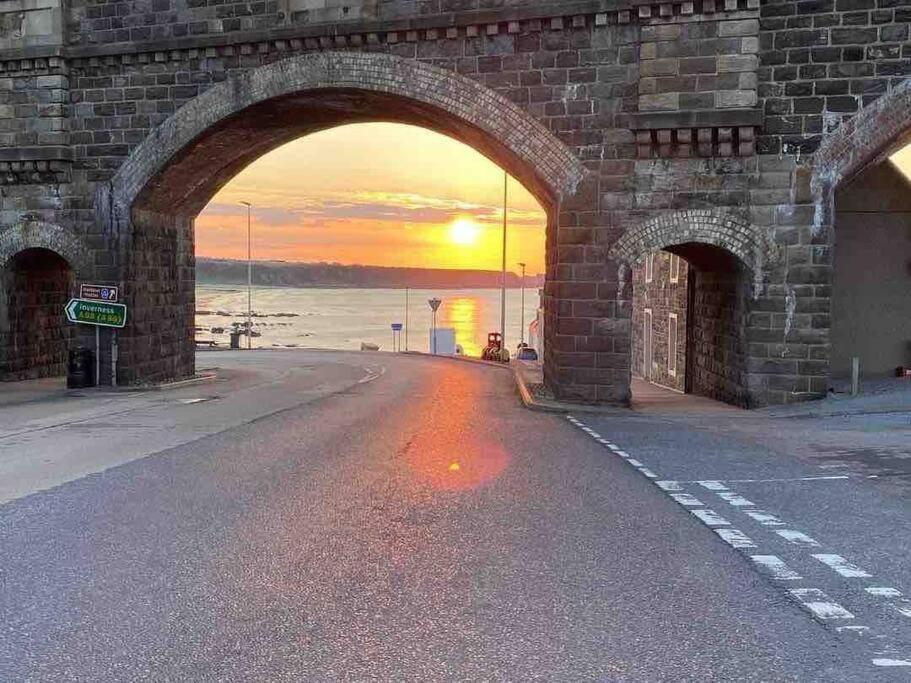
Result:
[1, 248, 75, 380]
[614, 209, 765, 408]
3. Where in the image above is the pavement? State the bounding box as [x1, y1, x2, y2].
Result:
[0, 350, 910, 680]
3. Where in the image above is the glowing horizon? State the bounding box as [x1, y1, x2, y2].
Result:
[195, 123, 547, 276]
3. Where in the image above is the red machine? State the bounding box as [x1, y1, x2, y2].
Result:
[482, 332, 506, 362]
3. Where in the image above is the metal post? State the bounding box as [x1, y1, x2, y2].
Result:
[500, 170, 507, 349]
[111, 333, 118, 387]
[518, 261, 526, 347]
[240, 200, 253, 350]
[95, 326, 100, 386]
[405, 287, 409, 351]
[851, 356, 860, 396]
[432, 310, 437, 354]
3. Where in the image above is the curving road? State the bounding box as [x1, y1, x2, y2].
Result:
[0, 350, 893, 680]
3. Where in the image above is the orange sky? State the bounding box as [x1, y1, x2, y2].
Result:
[196, 123, 547, 275]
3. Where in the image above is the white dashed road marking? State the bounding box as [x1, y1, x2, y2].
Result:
[656, 480, 682, 491]
[670, 493, 704, 507]
[812, 554, 872, 579]
[564, 414, 908, 673]
[789, 588, 855, 620]
[775, 530, 821, 547]
[744, 510, 786, 526]
[698, 480, 728, 491]
[690, 509, 731, 527]
[872, 659, 911, 668]
[751, 555, 803, 581]
[717, 491, 755, 507]
[715, 528, 756, 549]
[866, 587, 902, 597]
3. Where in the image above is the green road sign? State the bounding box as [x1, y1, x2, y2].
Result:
[65, 298, 127, 328]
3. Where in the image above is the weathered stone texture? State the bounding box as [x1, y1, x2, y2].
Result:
[0, 0, 908, 405]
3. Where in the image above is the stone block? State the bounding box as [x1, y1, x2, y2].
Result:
[639, 93, 680, 111]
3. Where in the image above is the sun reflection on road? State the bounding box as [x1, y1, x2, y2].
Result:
[403, 366, 510, 491]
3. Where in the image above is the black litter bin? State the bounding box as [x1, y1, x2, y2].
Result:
[67, 347, 96, 388]
[229, 331, 241, 349]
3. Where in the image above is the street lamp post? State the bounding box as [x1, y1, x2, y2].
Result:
[517, 262, 526, 347]
[239, 201, 253, 350]
[500, 170, 507, 351]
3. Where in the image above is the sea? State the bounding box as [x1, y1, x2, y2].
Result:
[196, 285, 540, 357]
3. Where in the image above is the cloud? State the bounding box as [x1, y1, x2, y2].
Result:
[202, 190, 544, 230]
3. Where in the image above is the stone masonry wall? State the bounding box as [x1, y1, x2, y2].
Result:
[0, 0, 909, 404]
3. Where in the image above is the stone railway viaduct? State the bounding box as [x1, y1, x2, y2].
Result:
[0, 0, 910, 406]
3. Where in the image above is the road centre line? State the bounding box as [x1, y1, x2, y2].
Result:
[872, 658, 911, 668]
[715, 528, 757, 549]
[866, 587, 902, 597]
[670, 493, 704, 507]
[690, 509, 731, 527]
[565, 415, 910, 673]
[744, 510, 786, 526]
[751, 555, 803, 581]
[717, 491, 755, 507]
[776, 530, 821, 547]
[789, 588, 855, 620]
[812, 554, 872, 579]
[698, 480, 728, 491]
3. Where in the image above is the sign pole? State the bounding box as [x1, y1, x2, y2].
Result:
[95, 326, 100, 386]
[405, 287, 409, 351]
[111, 333, 118, 387]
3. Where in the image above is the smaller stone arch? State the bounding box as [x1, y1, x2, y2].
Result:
[0, 219, 91, 274]
[610, 208, 774, 273]
[814, 79, 911, 189]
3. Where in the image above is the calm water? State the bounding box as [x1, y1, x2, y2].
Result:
[196, 286, 538, 357]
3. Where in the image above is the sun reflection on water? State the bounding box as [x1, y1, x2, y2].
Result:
[440, 296, 486, 357]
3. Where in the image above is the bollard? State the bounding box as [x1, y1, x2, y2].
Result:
[851, 356, 860, 397]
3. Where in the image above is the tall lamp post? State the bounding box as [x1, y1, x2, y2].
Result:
[239, 201, 253, 350]
[517, 261, 526, 347]
[500, 170, 508, 350]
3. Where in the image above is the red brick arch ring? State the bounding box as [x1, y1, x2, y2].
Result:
[815, 78, 911, 190]
[609, 208, 777, 276]
[0, 219, 91, 274]
[812, 79, 911, 227]
[98, 51, 586, 224]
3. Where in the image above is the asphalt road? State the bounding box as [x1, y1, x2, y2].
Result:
[0, 351, 906, 680]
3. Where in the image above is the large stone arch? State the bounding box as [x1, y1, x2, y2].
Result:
[94, 50, 588, 386]
[99, 50, 585, 223]
[609, 208, 775, 275]
[0, 219, 91, 274]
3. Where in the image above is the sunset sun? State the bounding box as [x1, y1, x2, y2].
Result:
[449, 218, 481, 246]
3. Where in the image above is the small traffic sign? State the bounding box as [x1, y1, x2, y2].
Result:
[427, 298, 442, 312]
[391, 322, 403, 331]
[79, 283, 119, 302]
[65, 298, 127, 328]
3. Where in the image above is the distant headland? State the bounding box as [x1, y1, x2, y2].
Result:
[196, 257, 544, 289]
